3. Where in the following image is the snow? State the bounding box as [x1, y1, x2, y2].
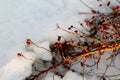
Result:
[43, 72, 61, 80]
[0, 52, 35, 80]
[62, 71, 84, 80]
[25, 41, 52, 61]
[0, 0, 87, 79]
[0, 0, 86, 67]
[0, 40, 53, 80]
[0, 0, 120, 80]
[44, 71, 85, 80]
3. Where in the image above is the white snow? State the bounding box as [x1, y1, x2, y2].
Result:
[0, 0, 85, 78]
[0, 0, 120, 80]
[62, 71, 85, 80]
[0, 52, 34, 80]
[0, 40, 53, 80]
[43, 72, 61, 80]
[25, 41, 52, 61]
[44, 71, 85, 80]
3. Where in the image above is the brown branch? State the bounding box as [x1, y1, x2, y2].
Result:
[56, 25, 103, 44]
[33, 61, 68, 78]
[64, 42, 120, 63]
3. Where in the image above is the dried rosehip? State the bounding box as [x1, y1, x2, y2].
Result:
[99, 24, 104, 29]
[80, 62, 84, 66]
[26, 39, 32, 45]
[113, 7, 117, 11]
[85, 55, 89, 58]
[107, 1, 110, 6]
[82, 49, 87, 54]
[17, 53, 22, 57]
[58, 43, 62, 48]
[57, 36, 61, 42]
[91, 10, 96, 14]
[65, 41, 70, 45]
[113, 6, 120, 11]
[85, 20, 91, 25]
[53, 42, 58, 48]
[74, 30, 78, 33]
[103, 26, 109, 30]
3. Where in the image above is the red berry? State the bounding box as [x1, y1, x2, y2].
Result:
[103, 27, 109, 30]
[57, 36, 61, 42]
[53, 42, 59, 48]
[116, 6, 120, 9]
[17, 53, 22, 57]
[113, 7, 117, 11]
[107, 1, 110, 6]
[99, 24, 104, 29]
[91, 10, 96, 14]
[26, 39, 32, 45]
[82, 49, 87, 54]
[58, 43, 62, 48]
[74, 30, 78, 33]
[85, 55, 89, 58]
[53, 45, 57, 48]
[80, 62, 84, 66]
[85, 20, 91, 25]
[65, 41, 70, 45]
[113, 6, 120, 11]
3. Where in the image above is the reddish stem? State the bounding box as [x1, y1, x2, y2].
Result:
[34, 61, 68, 77]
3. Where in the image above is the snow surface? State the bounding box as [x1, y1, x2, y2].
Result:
[0, 0, 88, 67]
[44, 71, 85, 80]
[0, 0, 120, 80]
[25, 41, 52, 61]
[0, 55, 33, 80]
